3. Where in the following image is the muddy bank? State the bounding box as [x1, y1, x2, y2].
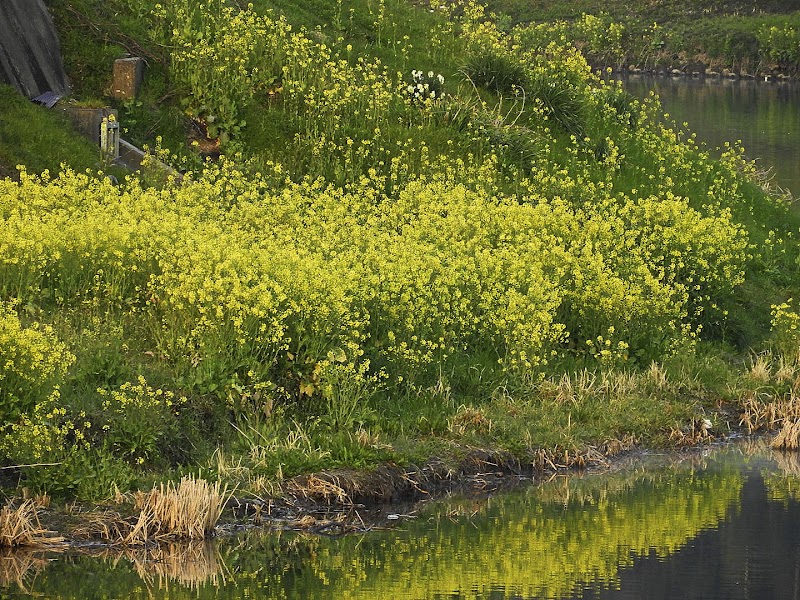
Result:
[9, 402, 783, 547]
[23, 434, 696, 544]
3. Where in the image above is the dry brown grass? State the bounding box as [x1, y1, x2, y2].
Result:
[129, 477, 230, 543]
[747, 354, 773, 385]
[528, 444, 607, 471]
[0, 500, 64, 548]
[449, 405, 493, 435]
[740, 393, 800, 433]
[76, 477, 230, 544]
[737, 353, 800, 450]
[287, 475, 352, 504]
[772, 418, 800, 450]
[71, 510, 127, 542]
[601, 434, 637, 457]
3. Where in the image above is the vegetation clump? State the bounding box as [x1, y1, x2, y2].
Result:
[0, 501, 63, 548]
[0, 0, 798, 503]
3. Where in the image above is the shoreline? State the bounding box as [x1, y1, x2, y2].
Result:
[14, 413, 761, 549]
[598, 63, 800, 82]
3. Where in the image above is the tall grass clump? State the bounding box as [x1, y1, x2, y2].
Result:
[0, 501, 63, 548]
[128, 477, 229, 542]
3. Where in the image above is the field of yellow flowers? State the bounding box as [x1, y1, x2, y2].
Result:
[1, 0, 799, 499]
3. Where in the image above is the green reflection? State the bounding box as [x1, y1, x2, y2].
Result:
[1, 452, 752, 600]
[740, 438, 800, 505]
[624, 78, 800, 198]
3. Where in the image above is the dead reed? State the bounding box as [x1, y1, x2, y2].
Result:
[0, 500, 63, 548]
[669, 418, 714, 446]
[77, 477, 230, 544]
[740, 393, 800, 433]
[128, 477, 230, 543]
[287, 475, 352, 504]
[771, 418, 800, 450]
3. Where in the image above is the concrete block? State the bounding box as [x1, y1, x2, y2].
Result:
[111, 57, 145, 100]
[62, 105, 118, 146]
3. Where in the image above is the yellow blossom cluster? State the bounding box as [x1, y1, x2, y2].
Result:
[0, 301, 74, 422]
[0, 156, 751, 402]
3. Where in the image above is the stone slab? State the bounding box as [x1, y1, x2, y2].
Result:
[61, 106, 117, 146]
[112, 57, 145, 100]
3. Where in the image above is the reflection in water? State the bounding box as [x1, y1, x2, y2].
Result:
[576, 456, 800, 599]
[109, 541, 228, 592]
[623, 77, 800, 199]
[3, 442, 800, 599]
[0, 549, 50, 594]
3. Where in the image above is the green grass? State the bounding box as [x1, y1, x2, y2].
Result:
[0, 86, 112, 178]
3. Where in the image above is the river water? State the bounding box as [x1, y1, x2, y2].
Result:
[3, 439, 800, 599]
[623, 76, 800, 199]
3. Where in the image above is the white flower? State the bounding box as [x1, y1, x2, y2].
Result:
[428, 70, 434, 78]
[437, 74, 445, 85]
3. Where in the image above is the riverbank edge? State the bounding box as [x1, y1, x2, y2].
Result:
[596, 61, 799, 82]
[15, 401, 763, 548]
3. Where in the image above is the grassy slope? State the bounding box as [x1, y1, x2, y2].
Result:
[0, 0, 798, 502]
[0, 86, 110, 179]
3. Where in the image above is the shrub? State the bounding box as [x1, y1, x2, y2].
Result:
[573, 13, 625, 67]
[758, 25, 800, 67]
[462, 50, 528, 96]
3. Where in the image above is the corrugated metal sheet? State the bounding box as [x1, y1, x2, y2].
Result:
[0, 0, 70, 98]
[32, 91, 62, 108]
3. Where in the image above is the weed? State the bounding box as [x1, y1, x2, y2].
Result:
[127, 476, 229, 542]
[0, 500, 63, 548]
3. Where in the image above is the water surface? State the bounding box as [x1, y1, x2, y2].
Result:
[4, 440, 800, 599]
[623, 76, 800, 199]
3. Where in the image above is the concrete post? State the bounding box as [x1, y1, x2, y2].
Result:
[111, 57, 145, 100]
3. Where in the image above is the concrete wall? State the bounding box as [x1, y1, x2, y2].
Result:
[0, 0, 70, 98]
